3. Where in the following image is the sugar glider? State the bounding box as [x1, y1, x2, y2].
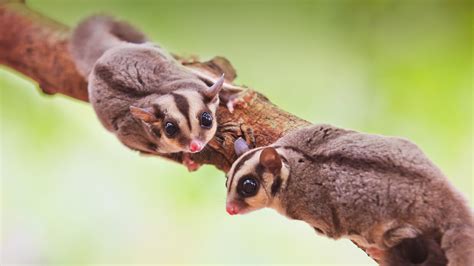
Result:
[226, 125, 473, 265]
[70, 15, 231, 170]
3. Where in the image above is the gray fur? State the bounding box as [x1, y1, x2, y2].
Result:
[70, 15, 148, 77]
[70, 16, 222, 155]
[227, 124, 473, 266]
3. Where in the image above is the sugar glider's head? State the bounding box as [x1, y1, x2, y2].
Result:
[130, 75, 224, 154]
[225, 139, 289, 215]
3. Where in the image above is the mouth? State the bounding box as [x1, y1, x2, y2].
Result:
[226, 204, 240, 215]
[226, 201, 248, 215]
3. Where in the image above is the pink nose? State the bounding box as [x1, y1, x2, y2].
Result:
[226, 203, 239, 215]
[189, 140, 203, 153]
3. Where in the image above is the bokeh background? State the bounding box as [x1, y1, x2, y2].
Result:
[1, 0, 472, 265]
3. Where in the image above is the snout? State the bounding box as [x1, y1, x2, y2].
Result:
[189, 140, 204, 153]
[226, 202, 240, 215]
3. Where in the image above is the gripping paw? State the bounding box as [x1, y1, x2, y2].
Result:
[221, 90, 254, 113]
[217, 122, 256, 150]
[226, 97, 247, 113]
[366, 247, 384, 261]
[182, 153, 201, 172]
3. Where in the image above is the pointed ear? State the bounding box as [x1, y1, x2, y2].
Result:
[129, 106, 156, 123]
[234, 137, 250, 157]
[259, 147, 282, 175]
[204, 74, 224, 101]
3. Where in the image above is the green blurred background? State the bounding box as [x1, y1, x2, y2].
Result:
[1, 0, 472, 265]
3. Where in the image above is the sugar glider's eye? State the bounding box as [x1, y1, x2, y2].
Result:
[237, 176, 259, 197]
[200, 112, 213, 129]
[164, 122, 179, 137]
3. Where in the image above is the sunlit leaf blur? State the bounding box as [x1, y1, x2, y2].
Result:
[1, 0, 472, 264]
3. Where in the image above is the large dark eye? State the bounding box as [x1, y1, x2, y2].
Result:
[200, 112, 213, 128]
[237, 176, 259, 197]
[164, 122, 179, 137]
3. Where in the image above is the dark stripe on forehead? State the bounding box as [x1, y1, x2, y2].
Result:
[271, 175, 282, 196]
[227, 147, 264, 192]
[171, 93, 191, 131]
[255, 164, 265, 177]
[233, 148, 264, 176]
[255, 160, 283, 197]
[268, 148, 287, 196]
[151, 105, 165, 120]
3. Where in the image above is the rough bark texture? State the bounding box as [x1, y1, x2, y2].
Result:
[0, 1, 88, 101]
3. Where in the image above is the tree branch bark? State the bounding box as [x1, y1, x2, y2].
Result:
[0, 1, 88, 101]
[0, 1, 374, 262]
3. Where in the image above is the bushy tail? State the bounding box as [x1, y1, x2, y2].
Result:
[69, 15, 147, 77]
[441, 225, 474, 266]
[382, 232, 447, 266]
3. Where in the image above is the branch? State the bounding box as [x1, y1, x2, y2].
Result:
[0, 1, 373, 262]
[0, 1, 88, 101]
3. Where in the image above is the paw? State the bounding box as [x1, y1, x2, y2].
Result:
[217, 122, 256, 151]
[185, 160, 201, 172]
[366, 247, 384, 260]
[182, 153, 201, 172]
[222, 90, 254, 113]
[226, 97, 247, 113]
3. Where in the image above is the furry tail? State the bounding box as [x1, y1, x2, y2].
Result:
[70, 15, 147, 77]
[382, 231, 447, 266]
[441, 225, 474, 266]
